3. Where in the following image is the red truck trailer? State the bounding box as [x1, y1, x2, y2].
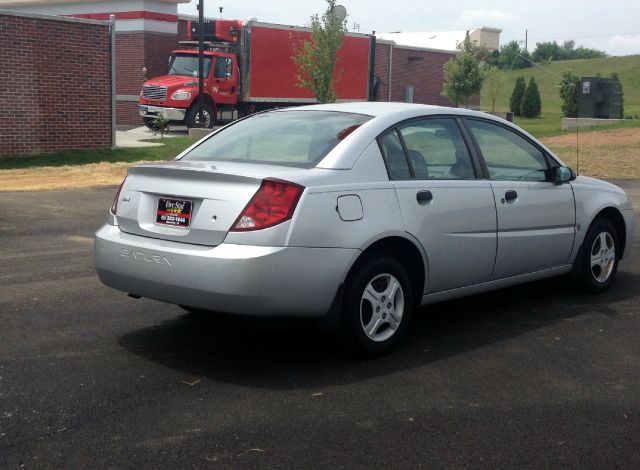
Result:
[139, 19, 374, 128]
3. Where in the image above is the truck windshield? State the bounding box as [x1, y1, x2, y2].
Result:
[182, 110, 372, 168]
[168, 54, 212, 77]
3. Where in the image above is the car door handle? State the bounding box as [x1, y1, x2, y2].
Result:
[416, 190, 433, 205]
[504, 190, 518, 203]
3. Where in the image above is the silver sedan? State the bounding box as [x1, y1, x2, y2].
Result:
[95, 103, 635, 355]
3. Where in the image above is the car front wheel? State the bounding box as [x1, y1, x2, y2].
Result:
[574, 218, 619, 293]
[340, 255, 413, 356]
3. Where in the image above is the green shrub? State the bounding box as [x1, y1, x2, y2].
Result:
[509, 76, 526, 116]
[560, 71, 581, 118]
[521, 77, 542, 117]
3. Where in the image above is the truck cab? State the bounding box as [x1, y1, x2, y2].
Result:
[139, 50, 239, 128]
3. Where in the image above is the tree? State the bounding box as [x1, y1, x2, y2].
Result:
[532, 39, 606, 62]
[509, 76, 526, 116]
[560, 71, 581, 118]
[499, 40, 532, 69]
[521, 77, 542, 117]
[532, 41, 562, 62]
[441, 32, 484, 107]
[291, 0, 347, 103]
[483, 66, 501, 112]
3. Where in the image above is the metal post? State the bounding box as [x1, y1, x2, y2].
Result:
[198, 0, 205, 127]
[368, 32, 376, 101]
[387, 44, 393, 102]
[110, 15, 117, 149]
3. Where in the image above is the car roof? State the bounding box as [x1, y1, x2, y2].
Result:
[280, 102, 563, 170]
[294, 101, 495, 121]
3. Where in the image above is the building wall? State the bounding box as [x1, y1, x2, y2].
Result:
[115, 31, 178, 124]
[374, 41, 480, 108]
[0, 11, 112, 157]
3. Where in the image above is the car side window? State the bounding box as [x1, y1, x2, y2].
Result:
[398, 119, 475, 180]
[468, 120, 549, 181]
[379, 130, 412, 180]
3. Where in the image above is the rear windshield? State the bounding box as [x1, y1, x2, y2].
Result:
[182, 110, 372, 167]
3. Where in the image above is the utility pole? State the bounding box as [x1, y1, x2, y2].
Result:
[525, 29, 528, 52]
[197, 0, 205, 127]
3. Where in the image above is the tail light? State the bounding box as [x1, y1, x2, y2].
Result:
[110, 177, 127, 215]
[231, 179, 304, 232]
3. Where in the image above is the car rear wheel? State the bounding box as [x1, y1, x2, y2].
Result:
[339, 255, 413, 356]
[574, 218, 619, 293]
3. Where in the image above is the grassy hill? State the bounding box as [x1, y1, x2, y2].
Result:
[480, 55, 640, 137]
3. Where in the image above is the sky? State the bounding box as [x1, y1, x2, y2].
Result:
[178, 0, 640, 56]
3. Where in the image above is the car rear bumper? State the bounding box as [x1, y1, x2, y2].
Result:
[94, 224, 358, 317]
[139, 105, 186, 121]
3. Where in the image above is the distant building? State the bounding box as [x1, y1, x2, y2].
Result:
[378, 26, 502, 52]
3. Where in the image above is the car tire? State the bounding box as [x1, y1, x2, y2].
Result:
[573, 218, 619, 293]
[339, 255, 413, 356]
[185, 102, 215, 129]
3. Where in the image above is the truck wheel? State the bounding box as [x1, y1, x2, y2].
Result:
[338, 255, 413, 356]
[143, 117, 156, 130]
[186, 102, 216, 129]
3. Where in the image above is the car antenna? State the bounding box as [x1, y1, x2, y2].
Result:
[503, 48, 581, 174]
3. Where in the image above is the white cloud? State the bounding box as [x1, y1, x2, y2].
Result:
[607, 34, 640, 56]
[458, 10, 518, 28]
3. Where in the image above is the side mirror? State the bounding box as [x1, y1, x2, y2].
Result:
[142, 66, 147, 79]
[193, 70, 198, 78]
[553, 166, 573, 185]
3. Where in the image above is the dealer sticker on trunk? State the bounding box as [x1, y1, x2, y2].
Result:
[156, 197, 192, 228]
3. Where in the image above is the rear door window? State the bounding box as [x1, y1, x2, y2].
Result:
[398, 119, 476, 180]
[378, 118, 476, 180]
[379, 130, 412, 180]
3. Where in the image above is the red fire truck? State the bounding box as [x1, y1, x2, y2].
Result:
[139, 19, 375, 128]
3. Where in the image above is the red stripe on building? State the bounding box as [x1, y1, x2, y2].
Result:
[68, 11, 178, 23]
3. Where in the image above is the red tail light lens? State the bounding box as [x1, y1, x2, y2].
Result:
[231, 179, 304, 231]
[110, 177, 127, 215]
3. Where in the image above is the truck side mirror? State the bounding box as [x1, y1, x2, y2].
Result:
[193, 70, 198, 78]
[225, 58, 232, 78]
[142, 67, 147, 79]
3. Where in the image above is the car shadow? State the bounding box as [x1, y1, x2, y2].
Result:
[118, 270, 639, 390]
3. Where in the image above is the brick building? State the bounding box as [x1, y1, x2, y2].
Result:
[0, 10, 112, 156]
[1, 0, 489, 131]
[0, 0, 188, 124]
[374, 40, 469, 107]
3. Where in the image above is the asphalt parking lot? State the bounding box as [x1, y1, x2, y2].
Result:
[1, 182, 640, 469]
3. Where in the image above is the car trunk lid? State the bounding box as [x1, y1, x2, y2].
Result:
[116, 161, 264, 246]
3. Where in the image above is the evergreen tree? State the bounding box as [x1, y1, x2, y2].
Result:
[521, 77, 542, 117]
[560, 71, 581, 118]
[509, 76, 526, 116]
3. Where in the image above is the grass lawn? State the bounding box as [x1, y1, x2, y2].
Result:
[482, 55, 640, 138]
[516, 113, 640, 138]
[0, 137, 198, 170]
